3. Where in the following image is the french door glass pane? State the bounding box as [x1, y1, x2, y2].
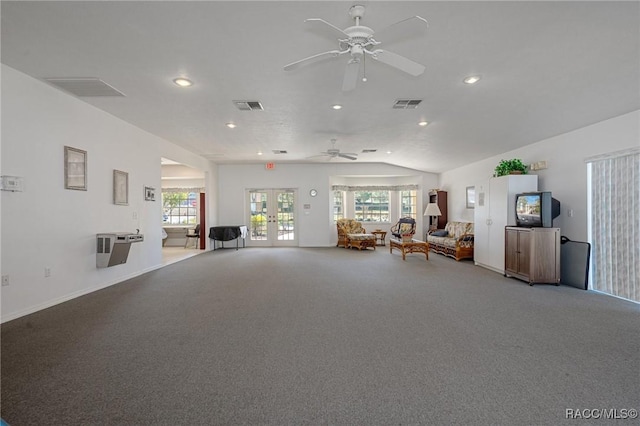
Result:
[277, 191, 295, 241]
[250, 191, 268, 241]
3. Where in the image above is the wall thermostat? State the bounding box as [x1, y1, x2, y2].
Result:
[310, 189, 317, 197]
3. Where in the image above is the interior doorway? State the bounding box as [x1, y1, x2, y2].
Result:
[247, 189, 298, 247]
[161, 157, 206, 264]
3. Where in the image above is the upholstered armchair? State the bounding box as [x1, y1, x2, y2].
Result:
[390, 217, 417, 241]
[336, 218, 376, 250]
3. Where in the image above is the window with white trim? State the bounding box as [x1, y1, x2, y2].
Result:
[162, 191, 198, 225]
[400, 190, 418, 219]
[354, 190, 390, 222]
[333, 190, 345, 223]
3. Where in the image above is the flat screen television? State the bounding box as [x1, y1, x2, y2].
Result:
[515, 192, 561, 228]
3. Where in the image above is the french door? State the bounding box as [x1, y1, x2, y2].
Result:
[247, 189, 297, 247]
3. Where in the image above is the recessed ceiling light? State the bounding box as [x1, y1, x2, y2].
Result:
[386, 151, 392, 154]
[418, 121, 429, 127]
[332, 104, 342, 110]
[173, 77, 193, 87]
[257, 151, 263, 156]
[225, 123, 236, 129]
[463, 75, 481, 84]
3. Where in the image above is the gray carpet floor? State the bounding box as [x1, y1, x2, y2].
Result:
[2, 247, 638, 425]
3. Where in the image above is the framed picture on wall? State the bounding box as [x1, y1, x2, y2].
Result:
[113, 170, 129, 205]
[64, 146, 87, 190]
[466, 186, 475, 209]
[144, 186, 156, 201]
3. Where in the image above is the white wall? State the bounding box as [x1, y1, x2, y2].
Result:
[3, 61, 635, 321]
[218, 163, 438, 246]
[0, 65, 216, 322]
[440, 110, 640, 241]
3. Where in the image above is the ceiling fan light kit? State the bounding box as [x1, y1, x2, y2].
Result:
[284, 4, 428, 92]
[309, 139, 358, 161]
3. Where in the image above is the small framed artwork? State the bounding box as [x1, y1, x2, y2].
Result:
[466, 186, 475, 209]
[113, 170, 129, 205]
[64, 146, 87, 191]
[144, 186, 156, 201]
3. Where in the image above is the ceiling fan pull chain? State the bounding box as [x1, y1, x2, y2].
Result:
[362, 53, 367, 82]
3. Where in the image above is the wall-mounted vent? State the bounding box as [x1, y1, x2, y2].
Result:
[393, 99, 422, 109]
[44, 78, 126, 97]
[272, 150, 288, 154]
[233, 100, 264, 111]
[362, 149, 377, 153]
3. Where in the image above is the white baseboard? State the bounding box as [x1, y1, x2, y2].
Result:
[1, 263, 164, 324]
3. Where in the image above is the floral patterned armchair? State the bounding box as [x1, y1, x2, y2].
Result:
[390, 217, 417, 241]
[336, 218, 376, 250]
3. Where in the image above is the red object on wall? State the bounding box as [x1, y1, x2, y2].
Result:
[199, 192, 206, 249]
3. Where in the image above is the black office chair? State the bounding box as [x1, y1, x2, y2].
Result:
[184, 224, 201, 248]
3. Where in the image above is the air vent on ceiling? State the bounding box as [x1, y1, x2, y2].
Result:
[233, 100, 264, 111]
[392, 99, 422, 109]
[44, 78, 126, 97]
[272, 150, 288, 154]
[362, 149, 377, 153]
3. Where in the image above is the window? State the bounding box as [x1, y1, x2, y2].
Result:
[400, 190, 418, 219]
[354, 190, 390, 222]
[162, 191, 198, 225]
[333, 190, 345, 223]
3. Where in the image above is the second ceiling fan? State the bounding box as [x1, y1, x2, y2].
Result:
[284, 4, 428, 91]
[309, 139, 358, 161]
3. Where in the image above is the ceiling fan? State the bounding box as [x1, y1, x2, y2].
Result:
[284, 4, 428, 91]
[309, 139, 358, 161]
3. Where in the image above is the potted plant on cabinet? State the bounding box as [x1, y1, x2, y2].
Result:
[494, 158, 528, 177]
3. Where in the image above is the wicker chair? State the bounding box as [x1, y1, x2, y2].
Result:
[390, 217, 417, 241]
[336, 218, 376, 250]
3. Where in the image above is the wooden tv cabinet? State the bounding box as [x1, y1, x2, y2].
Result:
[504, 226, 560, 285]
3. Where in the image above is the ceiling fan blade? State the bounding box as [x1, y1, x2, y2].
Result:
[342, 59, 360, 92]
[284, 50, 342, 71]
[371, 49, 425, 76]
[304, 18, 350, 38]
[373, 16, 428, 43]
[338, 153, 358, 160]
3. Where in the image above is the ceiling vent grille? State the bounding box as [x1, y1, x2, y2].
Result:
[362, 149, 377, 153]
[233, 100, 264, 111]
[44, 78, 126, 97]
[392, 99, 422, 109]
[272, 150, 288, 154]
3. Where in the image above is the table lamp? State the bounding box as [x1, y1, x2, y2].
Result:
[424, 203, 442, 230]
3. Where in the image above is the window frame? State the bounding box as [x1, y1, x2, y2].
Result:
[162, 191, 198, 225]
[400, 189, 418, 219]
[353, 190, 390, 223]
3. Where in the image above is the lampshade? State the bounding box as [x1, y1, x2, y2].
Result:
[423, 203, 442, 217]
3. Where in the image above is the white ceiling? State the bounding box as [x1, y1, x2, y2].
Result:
[2, 1, 638, 173]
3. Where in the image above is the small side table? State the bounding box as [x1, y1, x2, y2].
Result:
[371, 230, 387, 246]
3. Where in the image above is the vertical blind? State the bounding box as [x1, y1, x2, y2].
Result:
[587, 148, 639, 302]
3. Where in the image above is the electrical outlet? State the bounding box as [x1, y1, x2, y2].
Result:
[568, 209, 574, 217]
[44, 267, 51, 277]
[2, 275, 9, 286]
[132, 212, 138, 220]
